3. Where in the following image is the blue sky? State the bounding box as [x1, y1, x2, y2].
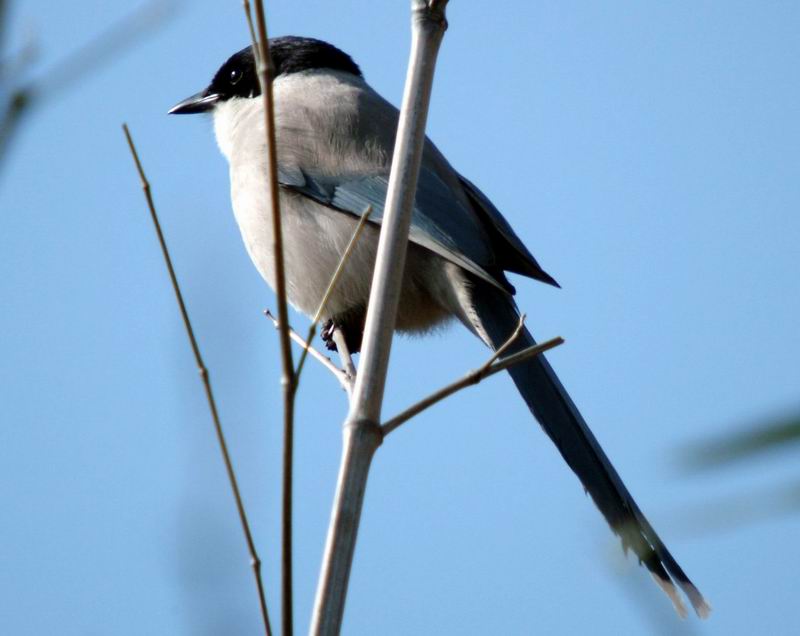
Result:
[2, 2, 799, 634]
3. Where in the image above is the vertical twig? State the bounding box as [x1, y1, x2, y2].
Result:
[122, 124, 272, 636]
[244, 2, 296, 635]
[310, 2, 449, 634]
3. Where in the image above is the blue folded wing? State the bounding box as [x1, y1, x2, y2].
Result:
[279, 166, 510, 291]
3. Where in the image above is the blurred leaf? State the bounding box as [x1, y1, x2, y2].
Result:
[670, 479, 800, 537]
[680, 409, 800, 471]
[0, 0, 180, 171]
[36, 0, 181, 101]
[676, 407, 800, 533]
[0, 87, 30, 159]
[0, 1, 7, 61]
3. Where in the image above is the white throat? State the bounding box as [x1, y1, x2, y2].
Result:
[212, 96, 262, 161]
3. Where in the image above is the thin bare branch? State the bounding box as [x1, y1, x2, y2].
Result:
[244, 3, 295, 633]
[242, 0, 260, 66]
[265, 310, 353, 396]
[382, 336, 565, 436]
[483, 313, 526, 368]
[295, 207, 373, 381]
[122, 124, 272, 636]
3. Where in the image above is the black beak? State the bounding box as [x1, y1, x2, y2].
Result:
[168, 90, 221, 115]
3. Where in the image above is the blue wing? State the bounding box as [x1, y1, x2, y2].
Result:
[278, 163, 557, 290]
[279, 165, 511, 291]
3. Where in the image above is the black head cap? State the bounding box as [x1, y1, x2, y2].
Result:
[169, 36, 361, 114]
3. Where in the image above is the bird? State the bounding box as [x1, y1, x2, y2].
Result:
[170, 36, 710, 619]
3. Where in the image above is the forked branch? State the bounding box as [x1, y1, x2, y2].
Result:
[264, 310, 354, 396]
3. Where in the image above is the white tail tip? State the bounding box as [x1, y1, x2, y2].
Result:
[651, 573, 688, 619]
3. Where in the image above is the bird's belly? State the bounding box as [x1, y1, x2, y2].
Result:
[231, 188, 455, 334]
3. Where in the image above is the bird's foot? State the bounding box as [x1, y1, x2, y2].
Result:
[321, 319, 338, 352]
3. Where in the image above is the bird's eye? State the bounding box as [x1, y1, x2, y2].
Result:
[230, 68, 243, 85]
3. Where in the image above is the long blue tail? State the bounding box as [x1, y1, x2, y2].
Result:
[468, 282, 710, 618]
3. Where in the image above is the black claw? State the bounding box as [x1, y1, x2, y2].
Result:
[320, 311, 366, 354]
[321, 320, 338, 352]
